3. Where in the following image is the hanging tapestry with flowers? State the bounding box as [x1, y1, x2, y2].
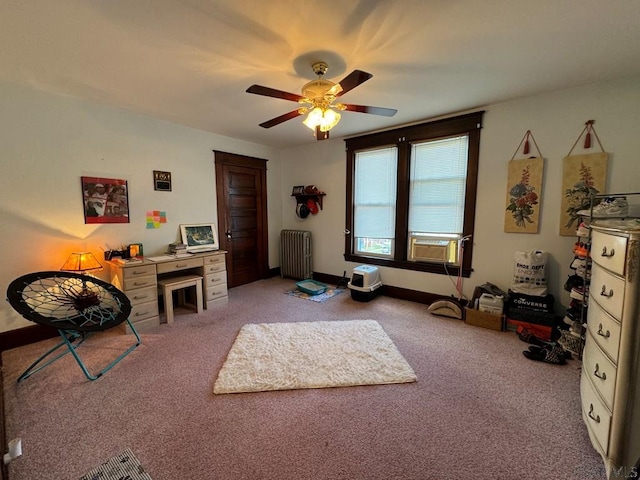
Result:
[559, 152, 608, 236]
[504, 157, 544, 233]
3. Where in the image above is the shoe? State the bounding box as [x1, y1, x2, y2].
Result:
[576, 222, 590, 237]
[528, 345, 572, 360]
[564, 274, 583, 292]
[577, 197, 629, 217]
[570, 286, 589, 301]
[575, 264, 591, 280]
[570, 320, 585, 335]
[517, 327, 547, 347]
[523, 345, 567, 365]
[570, 257, 587, 270]
[573, 242, 589, 258]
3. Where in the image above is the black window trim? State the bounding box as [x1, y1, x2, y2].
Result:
[344, 111, 484, 278]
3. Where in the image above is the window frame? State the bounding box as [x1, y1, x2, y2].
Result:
[344, 111, 484, 277]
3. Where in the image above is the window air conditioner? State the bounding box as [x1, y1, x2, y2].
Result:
[409, 236, 459, 263]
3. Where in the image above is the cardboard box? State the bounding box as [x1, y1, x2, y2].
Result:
[464, 308, 504, 331]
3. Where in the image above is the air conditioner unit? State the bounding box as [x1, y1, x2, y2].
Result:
[409, 236, 459, 263]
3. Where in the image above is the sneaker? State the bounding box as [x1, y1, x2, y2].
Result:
[570, 286, 589, 301]
[573, 242, 589, 258]
[576, 222, 590, 237]
[577, 197, 629, 217]
[570, 257, 587, 270]
[564, 274, 583, 292]
[575, 264, 591, 280]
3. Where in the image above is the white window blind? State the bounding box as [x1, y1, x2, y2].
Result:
[354, 147, 398, 238]
[409, 135, 468, 234]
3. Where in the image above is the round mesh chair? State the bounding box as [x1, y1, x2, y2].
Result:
[6, 271, 141, 381]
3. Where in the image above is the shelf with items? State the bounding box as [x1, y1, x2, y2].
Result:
[291, 185, 326, 218]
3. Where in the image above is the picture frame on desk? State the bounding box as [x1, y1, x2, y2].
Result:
[128, 243, 144, 259]
[180, 223, 219, 253]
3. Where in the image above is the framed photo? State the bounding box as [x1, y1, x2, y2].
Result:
[81, 176, 129, 224]
[179, 223, 219, 253]
[291, 185, 305, 196]
[154, 170, 172, 191]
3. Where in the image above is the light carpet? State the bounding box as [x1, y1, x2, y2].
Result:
[213, 319, 417, 394]
[78, 448, 152, 480]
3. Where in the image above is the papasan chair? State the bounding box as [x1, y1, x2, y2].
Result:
[6, 271, 141, 381]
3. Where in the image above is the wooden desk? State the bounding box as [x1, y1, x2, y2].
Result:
[107, 250, 227, 332]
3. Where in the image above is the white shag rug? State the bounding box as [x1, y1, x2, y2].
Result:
[213, 319, 417, 394]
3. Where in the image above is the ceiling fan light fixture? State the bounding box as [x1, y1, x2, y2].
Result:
[302, 107, 340, 132]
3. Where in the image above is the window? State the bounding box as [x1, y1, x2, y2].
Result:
[345, 111, 484, 277]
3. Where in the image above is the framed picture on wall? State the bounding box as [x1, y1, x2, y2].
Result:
[81, 176, 130, 224]
[153, 170, 172, 191]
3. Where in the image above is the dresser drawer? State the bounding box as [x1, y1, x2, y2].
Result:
[122, 264, 157, 279]
[590, 265, 625, 320]
[156, 257, 203, 274]
[206, 271, 227, 287]
[591, 230, 627, 275]
[123, 274, 157, 291]
[581, 373, 612, 455]
[125, 285, 158, 307]
[583, 332, 618, 410]
[587, 300, 622, 362]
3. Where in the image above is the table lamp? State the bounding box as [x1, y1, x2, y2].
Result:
[60, 252, 104, 311]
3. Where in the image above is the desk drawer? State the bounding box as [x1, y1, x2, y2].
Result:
[583, 332, 617, 410]
[126, 285, 158, 306]
[123, 274, 157, 291]
[581, 373, 612, 455]
[590, 266, 625, 320]
[206, 284, 228, 302]
[156, 257, 202, 274]
[587, 300, 622, 362]
[204, 262, 225, 274]
[129, 299, 159, 322]
[204, 254, 226, 267]
[122, 264, 157, 279]
[206, 271, 227, 287]
[591, 230, 627, 276]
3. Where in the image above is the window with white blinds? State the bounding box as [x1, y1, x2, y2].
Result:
[354, 147, 397, 257]
[408, 135, 468, 235]
[344, 111, 483, 276]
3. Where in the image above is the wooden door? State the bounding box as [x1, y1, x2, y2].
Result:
[214, 151, 269, 288]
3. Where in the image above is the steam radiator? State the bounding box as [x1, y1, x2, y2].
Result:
[280, 230, 312, 280]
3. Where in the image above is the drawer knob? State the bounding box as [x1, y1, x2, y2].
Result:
[600, 285, 614, 298]
[594, 363, 607, 380]
[588, 404, 601, 423]
[596, 324, 611, 338]
[601, 246, 615, 258]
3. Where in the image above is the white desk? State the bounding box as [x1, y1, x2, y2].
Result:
[107, 250, 227, 332]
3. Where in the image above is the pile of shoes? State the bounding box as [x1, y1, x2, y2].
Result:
[518, 326, 570, 365]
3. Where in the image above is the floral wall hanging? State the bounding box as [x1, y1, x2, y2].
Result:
[559, 121, 608, 236]
[504, 130, 544, 233]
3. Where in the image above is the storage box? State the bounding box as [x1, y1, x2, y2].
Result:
[464, 308, 504, 331]
[348, 265, 382, 302]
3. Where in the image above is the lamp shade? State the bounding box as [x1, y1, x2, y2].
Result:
[60, 252, 103, 273]
[302, 107, 341, 132]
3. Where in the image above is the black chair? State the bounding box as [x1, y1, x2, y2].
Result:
[6, 271, 141, 381]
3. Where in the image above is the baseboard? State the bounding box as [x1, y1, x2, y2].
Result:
[0, 324, 57, 354]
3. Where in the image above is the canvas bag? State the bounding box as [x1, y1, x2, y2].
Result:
[511, 250, 548, 296]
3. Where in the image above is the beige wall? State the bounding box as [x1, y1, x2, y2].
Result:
[2, 76, 639, 333]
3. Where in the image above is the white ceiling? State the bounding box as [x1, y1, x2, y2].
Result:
[2, 0, 640, 149]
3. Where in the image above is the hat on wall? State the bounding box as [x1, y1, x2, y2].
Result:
[296, 203, 310, 219]
[306, 198, 319, 214]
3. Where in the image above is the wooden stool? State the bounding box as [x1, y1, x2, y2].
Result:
[157, 274, 203, 324]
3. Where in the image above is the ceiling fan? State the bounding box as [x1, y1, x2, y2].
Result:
[246, 61, 397, 140]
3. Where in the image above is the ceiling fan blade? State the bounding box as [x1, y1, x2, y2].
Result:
[258, 110, 303, 128]
[246, 85, 303, 102]
[342, 104, 397, 116]
[335, 70, 373, 97]
[315, 126, 329, 141]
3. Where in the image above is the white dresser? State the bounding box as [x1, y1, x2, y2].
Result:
[580, 224, 640, 478]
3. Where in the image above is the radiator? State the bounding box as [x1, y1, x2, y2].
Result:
[280, 230, 312, 280]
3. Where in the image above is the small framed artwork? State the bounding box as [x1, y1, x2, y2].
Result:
[291, 185, 305, 196]
[81, 176, 129, 224]
[154, 170, 172, 191]
[128, 243, 144, 258]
